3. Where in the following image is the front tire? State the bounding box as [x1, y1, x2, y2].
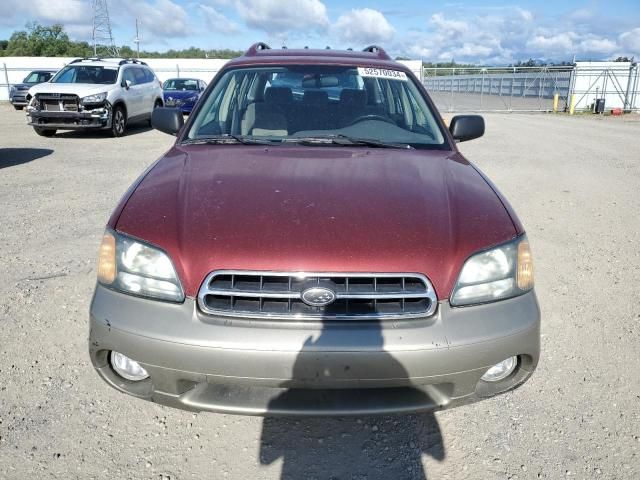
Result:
[33, 127, 56, 137]
[110, 105, 126, 137]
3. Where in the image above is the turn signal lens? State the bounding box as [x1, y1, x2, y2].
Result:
[97, 231, 116, 284]
[96, 228, 184, 302]
[517, 240, 534, 290]
[451, 235, 534, 306]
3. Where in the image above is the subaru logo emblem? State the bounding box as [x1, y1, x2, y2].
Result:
[301, 286, 336, 307]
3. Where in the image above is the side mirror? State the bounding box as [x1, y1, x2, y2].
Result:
[449, 115, 485, 142]
[151, 107, 184, 136]
[122, 79, 132, 90]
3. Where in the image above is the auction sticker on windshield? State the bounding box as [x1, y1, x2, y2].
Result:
[357, 67, 407, 81]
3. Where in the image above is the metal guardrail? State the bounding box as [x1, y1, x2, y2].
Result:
[422, 66, 573, 112]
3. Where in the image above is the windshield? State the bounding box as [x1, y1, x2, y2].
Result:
[186, 66, 446, 149]
[50, 65, 118, 84]
[24, 71, 53, 83]
[164, 78, 200, 91]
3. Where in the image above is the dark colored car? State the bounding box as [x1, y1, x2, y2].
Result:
[10, 70, 56, 109]
[90, 44, 540, 416]
[162, 78, 207, 114]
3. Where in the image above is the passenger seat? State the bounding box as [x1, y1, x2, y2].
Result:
[242, 87, 293, 136]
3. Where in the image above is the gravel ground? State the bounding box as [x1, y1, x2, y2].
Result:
[1, 104, 639, 480]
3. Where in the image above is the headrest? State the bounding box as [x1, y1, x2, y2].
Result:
[302, 90, 329, 105]
[265, 87, 293, 104]
[340, 89, 367, 107]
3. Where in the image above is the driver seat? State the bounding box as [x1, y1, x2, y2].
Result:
[338, 89, 368, 127]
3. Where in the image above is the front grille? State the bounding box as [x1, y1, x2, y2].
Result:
[37, 94, 79, 112]
[197, 271, 438, 320]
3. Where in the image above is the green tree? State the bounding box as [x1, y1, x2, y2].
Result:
[0, 22, 244, 59]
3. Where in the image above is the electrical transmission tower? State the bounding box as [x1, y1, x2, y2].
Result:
[92, 0, 119, 57]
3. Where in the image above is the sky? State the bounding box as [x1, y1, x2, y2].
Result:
[0, 0, 639, 64]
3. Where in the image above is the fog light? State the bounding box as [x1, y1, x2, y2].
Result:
[110, 351, 149, 381]
[481, 356, 517, 382]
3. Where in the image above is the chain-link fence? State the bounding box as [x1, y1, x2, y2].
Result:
[423, 66, 573, 112]
[423, 64, 640, 113]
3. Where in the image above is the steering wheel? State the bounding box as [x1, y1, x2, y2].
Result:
[347, 114, 396, 126]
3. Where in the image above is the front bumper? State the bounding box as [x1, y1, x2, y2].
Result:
[164, 99, 195, 113]
[89, 285, 540, 416]
[10, 94, 28, 106]
[27, 107, 111, 130]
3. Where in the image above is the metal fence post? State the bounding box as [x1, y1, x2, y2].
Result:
[480, 70, 484, 108]
[3, 63, 10, 98]
[623, 63, 633, 111]
[450, 68, 455, 112]
[509, 67, 515, 111]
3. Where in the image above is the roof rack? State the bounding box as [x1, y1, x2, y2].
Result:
[118, 58, 148, 66]
[362, 45, 390, 60]
[69, 57, 102, 64]
[68, 57, 147, 66]
[245, 42, 271, 56]
[242, 42, 392, 60]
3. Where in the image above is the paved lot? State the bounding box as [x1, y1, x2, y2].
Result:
[1, 103, 639, 479]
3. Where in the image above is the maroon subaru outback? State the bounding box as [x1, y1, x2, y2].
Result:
[90, 44, 540, 415]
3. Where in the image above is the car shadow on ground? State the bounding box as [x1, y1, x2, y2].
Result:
[260, 413, 444, 479]
[259, 319, 445, 479]
[0, 148, 53, 169]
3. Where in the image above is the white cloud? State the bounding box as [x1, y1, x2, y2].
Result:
[578, 36, 617, 54]
[526, 33, 575, 53]
[198, 4, 238, 34]
[235, 0, 328, 34]
[619, 28, 640, 55]
[120, 0, 191, 38]
[398, 9, 636, 64]
[515, 8, 534, 23]
[0, 0, 91, 29]
[429, 13, 469, 36]
[332, 8, 395, 45]
[30, 0, 91, 25]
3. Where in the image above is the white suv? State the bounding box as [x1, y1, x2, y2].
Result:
[26, 58, 164, 137]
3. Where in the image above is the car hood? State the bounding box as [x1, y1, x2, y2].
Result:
[114, 145, 518, 299]
[28, 82, 112, 97]
[13, 83, 35, 91]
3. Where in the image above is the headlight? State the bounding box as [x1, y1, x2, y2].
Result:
[10, 86, 15, 94]
[96, 229, 184, 302]
[451, 235, 533, 306]
[82, 92, 108, 104]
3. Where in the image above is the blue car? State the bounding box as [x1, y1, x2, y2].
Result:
[162, 78, 207, 114]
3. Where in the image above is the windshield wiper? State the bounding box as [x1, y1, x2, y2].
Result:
[180, 135, 274, 146]
[286, 134, 413, 149]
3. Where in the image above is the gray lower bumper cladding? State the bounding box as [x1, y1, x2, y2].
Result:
[89, 285, 540, 416]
